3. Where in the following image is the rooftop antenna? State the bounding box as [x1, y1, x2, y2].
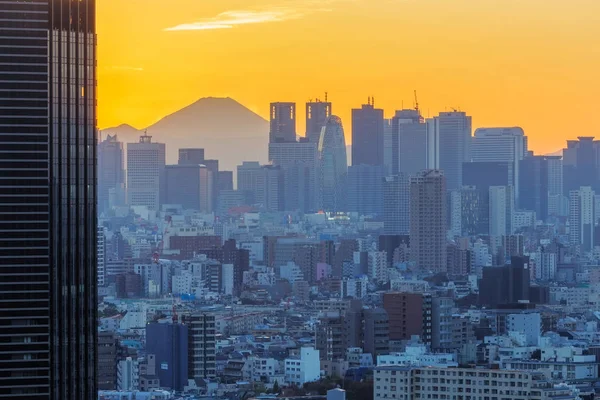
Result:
[325, 92, 328, 102]
[372, 96, 375, 107]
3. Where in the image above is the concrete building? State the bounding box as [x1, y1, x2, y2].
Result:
[373, 366, 580, 400]
[284, 347, 321, 386]
[341, 276, 368, 299]
[98, 331, 119, 390]
[410, 170, 447, 272]
[569, 186, 596, 251]
[426, 111, 472, 190]
[352, 100, 384, 166]
[346, 164, 386, 216]
[269, 102, 296, 143]
[117, 357, 140, 391]
[183, 313, 217, 381]
[368, 251, 388, 284]
[431, 297, 455, 351]
[472, 127, 527, 200]
[547, 155, 566, 217]
[506, 313, 541, 346]
[383, 174, 410, 235]
[127, 133, 166, 210]
[377, 337, 457, 368]
[383, 292, 432, 344]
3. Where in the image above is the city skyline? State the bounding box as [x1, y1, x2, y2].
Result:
[97, 0, 600, 154]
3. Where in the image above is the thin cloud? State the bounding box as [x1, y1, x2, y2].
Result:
[110, 66, 144, 72]
[165, 9, 304, 32]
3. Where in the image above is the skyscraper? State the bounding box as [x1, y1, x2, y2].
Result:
[472, 127, 527, 200]
[237, 162, 284, 211]
[178, 148, 205, 165]
[0, 1, 97, 398]
[426, 112, 472, 191]
[306, 99, 331, 143]
[563, 137, 599, 194]
[98, 134, 125, 213]
[127, 134, 166, 210]
[519, 155, 549, 221]
[269, 141, 319, 212]
[488, 186, 514, 237]
[269, 102, 296, 143]
[319, 116, 348, 212]
[569, 186, 596, 251]
[163, 164, 213, 212]
[383, 175, 410, 235]
[410, 170, 447, 272]
[546, 156, 566, 217]
[347, 164, 386, 216]
[351, 100, 384, 166]
[391, 109, 426, 175]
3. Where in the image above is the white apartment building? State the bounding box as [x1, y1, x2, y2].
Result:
[569, 186, 595, 251]
[285, 347, 320, 386]
[374, 366, 580, 400]
[377, 340, 457, 368]
[117, 357, 140, 391]
[502, 355, 598, 381]
[507, 313, 541, 346]
[341, 276, 369, 299]
[368, 251, 388, 284]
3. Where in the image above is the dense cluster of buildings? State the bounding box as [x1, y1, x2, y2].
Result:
[96, 99, 600, 400]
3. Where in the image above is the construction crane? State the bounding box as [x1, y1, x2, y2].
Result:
[414, 90, 419, 114]
[153, 215, 172, 263]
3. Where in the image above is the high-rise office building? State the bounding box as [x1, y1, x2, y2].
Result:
[306, 99, 331, 143]
[98, 332, 118, 391]
[426, 112, 472, 191]
[163, 164, 213, 212]
[472, 127, 527, 199]
[269, 102, 296, 143]
[563, 137, 600, 194]
[410, 170, 447, 272]
[569, 186, 596, 251]
[0, 2, 97, 398]
[347, 164, 386, 216]
[383, 175, 410, 235]
[351, 100, 384, 166]
[546, 156, 565, 216]
[237, 162, 283, 212]
[269, 141, 319, 212]
[237, 161, 263, 204]
[98, 134, 125, 213]
[519, 155, 549, 220]
[127, 134, 166, 210]
[217, 171, 234, 192]
[463, 161, 513, 235]
[178, 148, 205, 165]
[391, 109, 426, 175]
[319, 116, 348, 212]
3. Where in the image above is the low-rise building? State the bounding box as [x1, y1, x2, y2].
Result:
[285, 347, 321, 386]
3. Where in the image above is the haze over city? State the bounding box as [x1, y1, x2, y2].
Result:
[98, 0, 600, 154]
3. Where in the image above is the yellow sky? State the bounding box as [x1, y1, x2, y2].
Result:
[97, 0, 600, 153]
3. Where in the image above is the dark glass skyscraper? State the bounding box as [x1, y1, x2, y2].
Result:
[351, 101, 384, 166]
[0, 1, 97, 399]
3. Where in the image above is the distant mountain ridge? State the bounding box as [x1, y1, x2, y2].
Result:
[101, 97, 269, 172]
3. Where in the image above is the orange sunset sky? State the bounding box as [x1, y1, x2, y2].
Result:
[97, 0, 600, 153]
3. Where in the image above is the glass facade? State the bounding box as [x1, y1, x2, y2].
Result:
[0, 1, 97, 399]
[318, 116, 347, 212]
